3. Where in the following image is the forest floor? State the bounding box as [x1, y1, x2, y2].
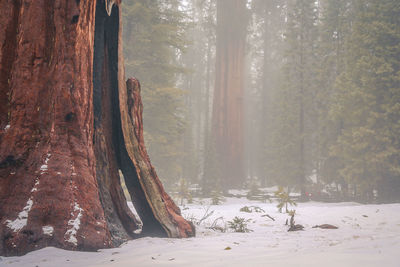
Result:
[1, 197, 399, 267]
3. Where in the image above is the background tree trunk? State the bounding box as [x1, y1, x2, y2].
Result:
[0, 0, 194, 256]
[212, 0, 248, 189]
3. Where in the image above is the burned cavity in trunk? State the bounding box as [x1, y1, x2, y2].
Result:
[0, 0, 194, 256]
[92, 1, 166, 246]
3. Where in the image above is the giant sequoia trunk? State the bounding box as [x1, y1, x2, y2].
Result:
[0, 0, 194, 256]
[212, 0, 248, 188]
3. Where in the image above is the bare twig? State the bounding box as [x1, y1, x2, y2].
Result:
[261, 214, 275, 221]
[207, 216, 226, 232]
[197, 206, 214, 225]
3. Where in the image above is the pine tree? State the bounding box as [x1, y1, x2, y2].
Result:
[315, 0, 353, 198]
[247, 0, 285, 186]
[267, 0, 318, 198]
[122, 0, 188, 187]
[329, 0, 400, 202]
[179, 0, 216, 187]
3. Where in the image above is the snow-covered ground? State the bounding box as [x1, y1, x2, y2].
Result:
[1, 198, 400, 267]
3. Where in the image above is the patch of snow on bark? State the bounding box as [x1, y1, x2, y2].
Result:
[64, 202, 83, 246]
[31, 180, 40, 192]
[5, 199, 34, 232]
[39, 164, 48, 172]
[133, 228, 142, 234]
[42, 226, 54, 236]
[4, 124, 10, 131]
[40, 153, 51, 174]
[5, 179, 40, 232]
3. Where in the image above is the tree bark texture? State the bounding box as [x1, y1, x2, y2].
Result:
[0, 0, 194, 256]
[212, 0, 248, 188]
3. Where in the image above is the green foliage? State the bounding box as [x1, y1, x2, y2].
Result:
[210, 190, 224, 205]
[247, 0, 287, 186]
[239, 179, 271, 201]
[120, 0, 400, 202]
[239, 206, 265, 213]
[261, 0, 400, 202]
[177, 178, 192, 205]
[246, 179, 261, 199]
[327, 0, 400, 201]
[274, 186, 297, 213]
[314, 0, 353, 189]
[227, 217, 252, 233]
[288, 209, 296, 217]
[202, 135, 223, 195]
[180, 0, 216, 187]
[122, 0, 189, 187]
[264, 0, 318, 195]
[240, 206, 252, 213]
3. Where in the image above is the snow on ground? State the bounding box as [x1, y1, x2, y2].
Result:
[1, 198, 400, 267]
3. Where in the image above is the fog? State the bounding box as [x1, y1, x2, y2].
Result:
[1, 0, 399, 264]
[122, 0, 400, 204]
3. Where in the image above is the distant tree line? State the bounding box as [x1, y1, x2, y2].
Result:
[256, 0, 400, 203]
[122, 0, 400, 203]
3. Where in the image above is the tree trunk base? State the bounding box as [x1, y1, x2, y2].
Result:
[0, 0, 194, 256]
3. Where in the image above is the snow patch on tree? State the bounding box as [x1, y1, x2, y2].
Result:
[40, 153, 51, 174]
[42, 226, 54, 236]
[64, 202, 84, 246]
[5, 199, 34, 232]
[4, 178, 40, 232]
[31, 179, 40, 192]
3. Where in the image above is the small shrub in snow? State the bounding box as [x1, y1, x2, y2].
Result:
[288, 209, 296, 216]
[247, 180, 261, 198]
[274, 186, 297, 213]
[210, 190, 224, 205]
[177, 178, 192, 205]
[240, 206, 252, 213]
[228, 216, 252, 233]
[240, 206, 265, 213]
[185, 206, 214, 226]
[207, 216, 226, 232]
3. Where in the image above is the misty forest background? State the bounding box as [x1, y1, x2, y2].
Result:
[121, 0, 400, 203]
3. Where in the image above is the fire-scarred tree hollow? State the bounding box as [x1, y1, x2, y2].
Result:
[0, 0, 194, 256]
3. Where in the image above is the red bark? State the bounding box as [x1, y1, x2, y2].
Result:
[0, 0, 110, 255]
[124, 78, 195, 238]
[212, 0, 248, 188]
[0, 0, 194, 256]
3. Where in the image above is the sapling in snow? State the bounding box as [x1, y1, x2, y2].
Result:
[177, 178, 192, 205]
[240, 206, 265, 213]
[274, 186, 297, 213]
[210, 190, 224, 205]
[227, 216, 252, 233]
